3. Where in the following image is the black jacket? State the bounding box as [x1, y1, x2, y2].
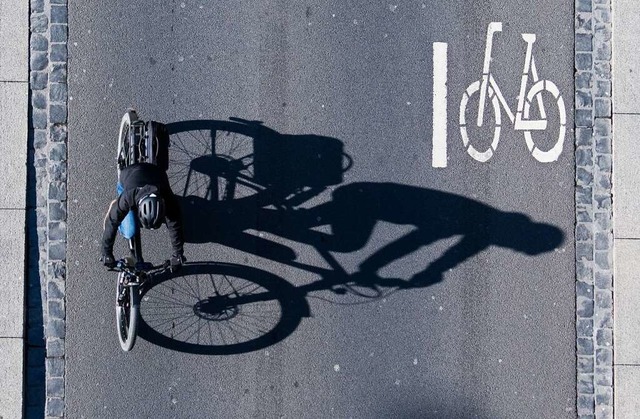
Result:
[102, 163, 184, 256]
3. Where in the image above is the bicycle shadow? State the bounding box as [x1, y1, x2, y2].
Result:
[137, 118, 564, 355]
[138, 261, 309, 355]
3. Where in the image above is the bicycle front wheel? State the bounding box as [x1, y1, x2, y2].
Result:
[116, 273, 140, 352]
[459, 81, 502, 162]
[523, 80, 567, 163]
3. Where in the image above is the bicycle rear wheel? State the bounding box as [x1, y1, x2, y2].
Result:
[459, 80, 502, 162]
[116, 273, 140, 351]
[117, 109, 138, 174]
[523, 80, 567, 163]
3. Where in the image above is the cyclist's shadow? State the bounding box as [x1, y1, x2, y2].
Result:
[258, 182, 564, 287]
[137, 118, 564, 355]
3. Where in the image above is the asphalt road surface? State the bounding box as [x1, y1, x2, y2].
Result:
[67, 1, 575, 418]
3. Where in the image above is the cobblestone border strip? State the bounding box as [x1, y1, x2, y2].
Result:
[575, 0, 613, 418]
[27, 0, 68, 417]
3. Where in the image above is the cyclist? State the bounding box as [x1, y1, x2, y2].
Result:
[101, 161, 185, 270]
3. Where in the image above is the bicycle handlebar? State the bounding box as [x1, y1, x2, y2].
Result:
[110, 259, 171, 275]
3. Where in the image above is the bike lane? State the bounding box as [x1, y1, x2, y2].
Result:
[65, 1, 576, 417]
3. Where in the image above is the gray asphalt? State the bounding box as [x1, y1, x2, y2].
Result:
[67, 1, 575, 418]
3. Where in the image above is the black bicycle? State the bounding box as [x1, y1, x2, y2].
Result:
[113, 109, 171, 351]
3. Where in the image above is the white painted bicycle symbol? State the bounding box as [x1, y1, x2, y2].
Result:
[459, 22, 567, 163]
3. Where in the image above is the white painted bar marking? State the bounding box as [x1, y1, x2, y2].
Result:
[432, 42, 448, 168]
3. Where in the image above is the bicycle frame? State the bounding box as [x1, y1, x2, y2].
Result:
[477, 22, 547, 131]
[128, 233, 143, 264]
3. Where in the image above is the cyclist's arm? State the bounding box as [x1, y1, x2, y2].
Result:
[164, 193, 185, 257]
[101, 193, 132, 255]
[157, 171, 185, 256]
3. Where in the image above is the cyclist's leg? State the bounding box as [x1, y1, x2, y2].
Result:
[287, 201, 375, 252]
[117, 182, 137, 240]
[410, 235, 489, 287]
[315, 184, 377, 252]
[358, 230, 423, 271]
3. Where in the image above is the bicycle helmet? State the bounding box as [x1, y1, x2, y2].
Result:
[137, 193, 165, 230]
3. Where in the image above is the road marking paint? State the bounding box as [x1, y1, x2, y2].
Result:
[432, 42, 448, 168]
[457, 22, 566, 164]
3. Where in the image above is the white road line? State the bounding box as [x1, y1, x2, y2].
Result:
[432, 42, 448, 168]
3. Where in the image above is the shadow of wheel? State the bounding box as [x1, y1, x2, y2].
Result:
[165, 119, 270, 207]
[165, 119, 353, 208]
[137, 262, 308, 355]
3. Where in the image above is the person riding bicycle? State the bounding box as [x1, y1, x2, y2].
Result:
[101, 161, 185, 270]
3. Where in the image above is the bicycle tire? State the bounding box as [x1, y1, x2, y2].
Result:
[523, 80, 567, 163]
[116, 273, 140, 351]
[459, 80, 502, 162]
[117, 109, 138, 174]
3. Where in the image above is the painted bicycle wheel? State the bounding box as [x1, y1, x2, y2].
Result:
[523, 79, 567, 163]
[459, 81, 502, 162]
